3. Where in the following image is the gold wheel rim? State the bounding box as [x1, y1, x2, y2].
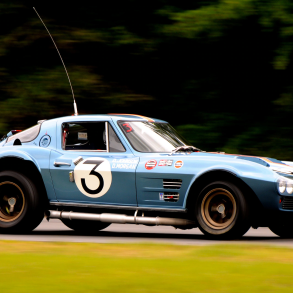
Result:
[0, 181, 25, 222]
[201, 188, 236, 230]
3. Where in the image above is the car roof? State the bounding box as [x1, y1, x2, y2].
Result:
[43, 114, 167, 123]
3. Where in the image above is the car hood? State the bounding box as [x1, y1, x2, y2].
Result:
[203, 152, 293, 175]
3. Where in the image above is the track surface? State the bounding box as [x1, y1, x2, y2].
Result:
[0, 219, 292, 246]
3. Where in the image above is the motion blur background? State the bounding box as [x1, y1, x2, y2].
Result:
[1, 1, 293, 159]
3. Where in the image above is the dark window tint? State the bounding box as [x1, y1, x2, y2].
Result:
[63, 122, 106, 151]
[109, 124, 125, 152]
[7, 125, 41, 143]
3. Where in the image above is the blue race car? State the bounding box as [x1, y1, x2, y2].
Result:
[0, 113, 292, 239]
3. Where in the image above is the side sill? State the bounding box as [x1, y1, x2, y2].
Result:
[49, 201, 187, 213]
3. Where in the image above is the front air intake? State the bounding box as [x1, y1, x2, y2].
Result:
[282, 196, 293, 210]
[163, 179, 182, 189]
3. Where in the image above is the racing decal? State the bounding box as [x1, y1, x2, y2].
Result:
[39, 135, 51, 148]
[112, 158, 139, 170]
[145, 160, 157, 170]
[78, 132, 88, 140]
[158, 159, 173, 166]
[74, 157, 112, 198]
[174, 160, 184, 169]
[122, 123, 133, 133]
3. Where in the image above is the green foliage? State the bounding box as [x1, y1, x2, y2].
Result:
[1, 1, 293, 159]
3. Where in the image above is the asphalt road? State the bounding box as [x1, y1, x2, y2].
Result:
[0, 219, 293, 247]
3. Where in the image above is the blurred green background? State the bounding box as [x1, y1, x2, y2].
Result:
[1, 1, 293, 159]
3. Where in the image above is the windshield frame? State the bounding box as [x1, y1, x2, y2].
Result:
[117, 120, 189, 153]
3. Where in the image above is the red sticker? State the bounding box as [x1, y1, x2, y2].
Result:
[122, 123, 133, 133]
[174, 160, 183, 169]
[145, 160, 157, 170]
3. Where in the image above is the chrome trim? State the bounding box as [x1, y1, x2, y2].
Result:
[163, 179, 182, 190]
[54, 162, 71, 167]
[73, 156, 83, 166]
[47, 210, 195, 226]
[105, 122, 109, 152]
[49, 201, 187, 213]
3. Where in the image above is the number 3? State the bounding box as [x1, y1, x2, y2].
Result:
[81, 160, 104, 195]
[123, 123, 133, 133]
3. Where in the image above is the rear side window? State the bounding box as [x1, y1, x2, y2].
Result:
[63, 122, 106, 151]
[7, 125, 41, 143]
[62, 122, 125, 152]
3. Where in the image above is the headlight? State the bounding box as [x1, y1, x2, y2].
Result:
[277, 176, 293, 194]
[278, 179, 286, 193]
[287, 182, 293, 194]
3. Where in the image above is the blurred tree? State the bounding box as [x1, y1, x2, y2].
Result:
[1, 0, 293, 159]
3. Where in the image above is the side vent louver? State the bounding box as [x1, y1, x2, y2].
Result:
[163, 192, 179, 202]
[163, 179, 182, 189]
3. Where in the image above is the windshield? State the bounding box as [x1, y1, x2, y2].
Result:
[118, 121, 189, 152]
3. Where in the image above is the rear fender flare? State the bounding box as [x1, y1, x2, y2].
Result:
[0, 150, 41, 173]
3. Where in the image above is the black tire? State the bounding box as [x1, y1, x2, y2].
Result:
[195, 180, 251, 239]
[269, 224, 293, 238]
[0, 171, 45, 233]
[61, 219, 111, 234]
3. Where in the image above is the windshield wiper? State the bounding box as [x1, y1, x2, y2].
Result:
[169, 145, 203, 156]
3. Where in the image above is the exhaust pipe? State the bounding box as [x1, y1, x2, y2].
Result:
[47, 210, 195, 227]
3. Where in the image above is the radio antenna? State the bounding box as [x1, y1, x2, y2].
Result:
[33, 7, 78, 116]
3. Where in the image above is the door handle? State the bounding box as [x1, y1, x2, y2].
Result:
[54, 162, 71, 167]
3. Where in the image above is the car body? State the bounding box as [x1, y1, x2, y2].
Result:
[0, 114, 292, 238]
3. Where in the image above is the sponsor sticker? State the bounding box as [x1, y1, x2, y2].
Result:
[112, 158, 139, 170]
[159, 193, 164, 200]
[174, 160, 184, 169]
[159, 159, 173, 166]
[78, 132, 88, 140]
[145, 160, 157, 170]
[39, 135, 51, 148]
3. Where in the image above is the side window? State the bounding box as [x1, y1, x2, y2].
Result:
[7, 124, 41, 143]
[62, 122, 107, 151]
[108, 124, 125, 152]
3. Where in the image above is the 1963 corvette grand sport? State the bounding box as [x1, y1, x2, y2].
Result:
[0, 113, 293, 239]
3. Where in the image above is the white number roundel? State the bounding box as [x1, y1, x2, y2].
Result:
[74, 157, 112, 198]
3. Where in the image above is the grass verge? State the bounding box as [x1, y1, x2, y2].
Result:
[0, 241, 293, 292]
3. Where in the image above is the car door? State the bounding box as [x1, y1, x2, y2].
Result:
[49, 119, 139, 206]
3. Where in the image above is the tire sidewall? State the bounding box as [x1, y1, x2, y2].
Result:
[0, 171, 42, 231]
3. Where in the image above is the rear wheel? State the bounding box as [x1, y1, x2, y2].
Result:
[61, 219, 111, 234]
[269, 224, 293, 238]
[0, 171, 45, 233]
[195, 181, 251, 239]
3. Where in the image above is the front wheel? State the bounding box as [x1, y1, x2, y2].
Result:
[195, 181, 251, 239]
